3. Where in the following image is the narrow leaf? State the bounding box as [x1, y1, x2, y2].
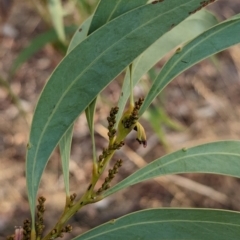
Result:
[59, 17, 93, 193]
[59, 0, 151, 172]
[88, 0, 148, 34]
[103, 141, 240, 197]
[140, 14, 240, 115]
[85, 98, 97, 162]
[74, 208, 240, 240]
[68, 16, 93, 53]
[59, 126, 73, 196]
[86, 0, 149, 161]
[47, 0, 66, 43]
[116, 9, 219, 124]
[26, 0, 215, 225]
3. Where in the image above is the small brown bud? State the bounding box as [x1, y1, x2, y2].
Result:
[70, 193, 77, 201]
[38, 196, 46, 203]
[51, 229, 57, 235]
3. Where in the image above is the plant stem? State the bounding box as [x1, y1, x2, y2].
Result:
[129, 63, 134, 107]
[91, 132, 97, 164]
[31, 229, 36, 240]
[42, 83, 138, 239]
[42, 145, 117, 240]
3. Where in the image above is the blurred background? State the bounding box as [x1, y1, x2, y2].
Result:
[0, 0, 240, 239]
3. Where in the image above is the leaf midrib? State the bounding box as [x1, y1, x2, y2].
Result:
[123, 151, 240, 185]
[106, 0, 122, 22]
[140, 18, 240, 115]
[30, 1, 191, 190]
[80, 219, 240, 240]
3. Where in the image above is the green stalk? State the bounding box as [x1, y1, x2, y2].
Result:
[129, 63, 134, 107]
[42, 146, 117, 240]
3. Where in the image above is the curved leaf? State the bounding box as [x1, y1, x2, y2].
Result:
[140, 14, 240, 115]
[60, 0, 150, 178]
[103, 141, 240, 197]
[58, 17, 93, 195]
[85, 0, 149, 162]
[88, 0, 148, 34]
[26, 0, 216, 224]
[73, 208, 240, 240]
[68, 17, 93, 53]
[59, 126, 73, 196]
[116, 9, 218, 124]
[85, 98, 98, 162]
[60, 1, 151, 170]
[47, 0, 66, 43]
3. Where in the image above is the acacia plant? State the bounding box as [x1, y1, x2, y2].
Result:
[8, 0, 240, 239]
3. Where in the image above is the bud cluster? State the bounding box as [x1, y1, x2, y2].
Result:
[58, 224, 73, 238]
[133, 97, 144, 114]
[36, 196, 46, 237]
[97, 159, 123, 194]
[107, 107, 118, 140]
[22, 219, 31, 240]
[122, 98, 144, 129]
[50, 223, 73, 238]
[62, 224, 73, 233]
[68, 193, 77, 208]
[98, 147, 111, 166]
[109, 141, 125, 150]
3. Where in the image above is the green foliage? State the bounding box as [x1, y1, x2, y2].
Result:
[73, 209, 240, 240]
[140, 14, 240, 114]
[103, 140, 240, 197]
[59, 126, 73, 196]
[27, 1, 205, 224]
[47, 0, 66, 43]
[58, 15, 93, 198]
[115, 9, 218, 124]
[6, 0, 240, 239]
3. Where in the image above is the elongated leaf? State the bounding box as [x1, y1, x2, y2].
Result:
[61, 0, 149, 171]
[58, 17, 93, 194]
[85, 0, 149, 161]
[11, 26, 77, 75]
[85, 98, 97, 161]
[68, 17, 94, 135]
[68, 17, 93, 53]
[74, 208, 240, 240]
[26, 0, 216, 225]
[61, 1, 150, 168]
[140, 14, 240, 115]
[87, 0, 149, 127]
[59, 126, 73, 196]
[88, 0, 148, 34]
[103, 141, 240, 197]
[75, 0, 98, 19]
[85, 99, 97, 131]
[116, 9, 218, 124]
[47, 0, 66, 43]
